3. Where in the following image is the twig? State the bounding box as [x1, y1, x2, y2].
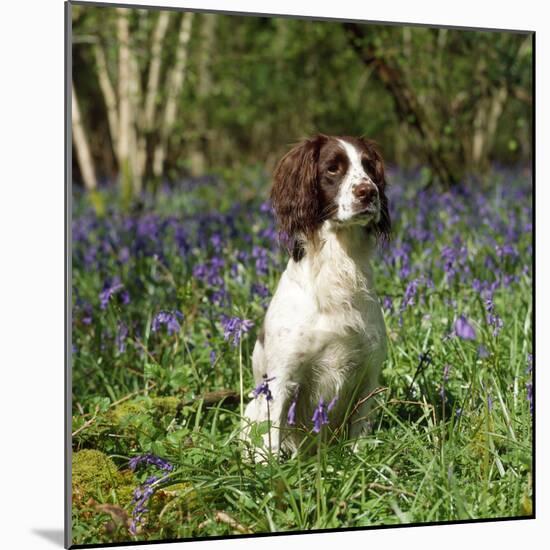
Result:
[109, 381, 157, 409]
[198, 511, 251, 534]
[72, 382, 157, 435]
[348, 386, 388, 418]
[72, 405, 100, 437]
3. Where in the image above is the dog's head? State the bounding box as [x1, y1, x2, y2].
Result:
[270, 134, 391, 259]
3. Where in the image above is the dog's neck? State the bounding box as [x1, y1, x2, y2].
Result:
[290, 222, 376, 312]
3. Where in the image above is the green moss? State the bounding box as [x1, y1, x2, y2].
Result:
[107, 395, 179, 425]
[73, 396, 182, 458]
[151, 396, 180, 417]
[107, 398, 149, 424]
[72, 449, 136, 507]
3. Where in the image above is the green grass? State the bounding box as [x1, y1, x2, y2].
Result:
[71, 169, 533, 545]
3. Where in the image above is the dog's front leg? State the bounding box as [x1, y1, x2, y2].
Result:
[243, 375, 293, 460]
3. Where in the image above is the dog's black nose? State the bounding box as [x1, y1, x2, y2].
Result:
[353, 182, 377, 203]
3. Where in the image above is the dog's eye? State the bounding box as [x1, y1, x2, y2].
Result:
[327, 164, 339, 175]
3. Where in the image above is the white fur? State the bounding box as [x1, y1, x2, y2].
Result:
[336, 139, 379, 223]
[242, 220, 387, 459]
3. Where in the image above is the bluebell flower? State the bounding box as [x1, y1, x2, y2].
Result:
[477, 344, 490, 359]
[311, 397, 338, 433]
[260, 201, 273, 214]
[128, 453, 174, 472]
[129, 475, 162, 535]
[193, 258, 224, 287]
[211, 288, 230, 307]
[118, 246, 130, 264]
[99, 277, 124, 310]
[382, 296, 393, 312]
[253, 375, 275, 401]
[221, 315, 253, 347]
[454, 315, 476, 341]
[127, 452, 174, 533]
[287, 400, 297, 425]
[210, 233, 223, 250]
[400, 279, 419, 312]
[120, 290, 131, 306]
[252, 246, 269, 275]
[116, 322, 129, 353]
[485, 298, 503, 336]
[251, 283, 270, 299]
[441, 246, 457, 281]
[287, 388, 300, 425]
[151, 310, 183, 335]
[81, 302, 93, 325]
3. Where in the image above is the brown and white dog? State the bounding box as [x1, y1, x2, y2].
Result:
[243, 134, 390, 457]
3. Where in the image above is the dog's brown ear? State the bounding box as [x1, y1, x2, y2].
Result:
[271, 135, 326, 256]
[359, 137, 391, 242]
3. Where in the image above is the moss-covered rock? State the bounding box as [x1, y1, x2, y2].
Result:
[72, 449, 136, 507]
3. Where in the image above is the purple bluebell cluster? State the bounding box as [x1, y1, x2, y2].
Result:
[99, 277, 128, 310]
[116, 321, 129, 353]
[129, 475, 157, 535]
[151, 310, 183, 336]
[128, 453, 174, 472]
[311, 397, 338, 433]
[72, 168, 532, 427]
[454, 315, 477, 341]
[287, 389, 299, 425]
[221, 315, 254, 347]
[484, 298, 503, 336]
[127, 453, 174, 535]
[253, 375, 275, 401]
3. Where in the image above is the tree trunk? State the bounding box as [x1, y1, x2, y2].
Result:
[93, 43, 118, 146]
[197, 14, 217, 98]
[144, 11, 171, 130]
[117, 8, 132, 198]
[472, 85, 508, 170]
[344, 23, 458, 187]
[72, 81, 97, 191]
[485, 87, 508, 160]
[129, 50, 142, 194]
[189, 13, 217, 175]
[153, 11, 194, 178]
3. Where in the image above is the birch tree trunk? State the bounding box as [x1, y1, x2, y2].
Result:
[93, 43, 118, 146]
[485, 86, 508, 158]
[153, 11, 194, 178]
[190, 13, 217, 175]
[135, 10, 172, 179]
[144, 11, 171, 130]
[72, 81, 97, 191]
[197, 14, 217, 98]
[117, 7, 132, 198]
[129, 50, 142, 194]
[472, 86, 508, 169]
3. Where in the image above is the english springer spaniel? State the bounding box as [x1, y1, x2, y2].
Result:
[243, 134, 390, 458]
